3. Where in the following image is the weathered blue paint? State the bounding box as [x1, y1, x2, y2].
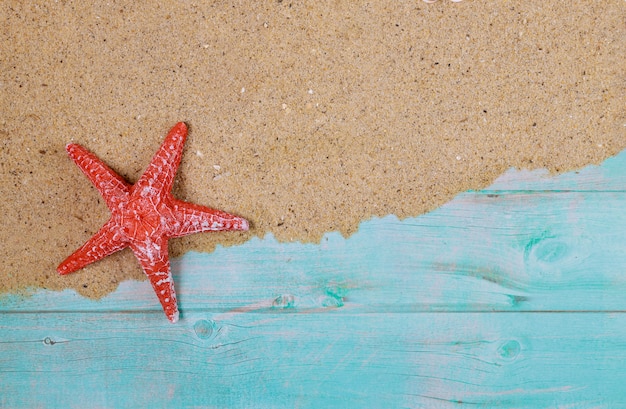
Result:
[1, 149, 626, 408]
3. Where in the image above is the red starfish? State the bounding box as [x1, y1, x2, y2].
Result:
[58, 122, 249, 323]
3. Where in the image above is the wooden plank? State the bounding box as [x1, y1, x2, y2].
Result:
[3, 191, 625, 314]
[1, 150, 624, 407]
[1, 312, 625, 408]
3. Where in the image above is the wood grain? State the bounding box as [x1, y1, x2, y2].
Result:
[1, 150, 625, 408]
[2, 312, 625, 408]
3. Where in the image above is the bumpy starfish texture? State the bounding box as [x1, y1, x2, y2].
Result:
[58, 122, 249, 323]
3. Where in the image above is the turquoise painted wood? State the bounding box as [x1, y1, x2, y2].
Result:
[1, 150, 625, 408]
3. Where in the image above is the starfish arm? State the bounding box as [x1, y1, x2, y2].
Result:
[135, 122, 187, 197]
[66, 143, 131, 210]
[130, 237, 179, 323]
[168, 199, 250, 238]
[57, 219, 127, 275]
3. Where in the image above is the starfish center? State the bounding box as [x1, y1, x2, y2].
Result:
[116, 196, 168, 240]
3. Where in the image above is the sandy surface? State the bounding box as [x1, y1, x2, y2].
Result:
[1, 1, 624, 298]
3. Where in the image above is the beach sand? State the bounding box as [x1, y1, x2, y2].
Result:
[1, 1, 624, 298]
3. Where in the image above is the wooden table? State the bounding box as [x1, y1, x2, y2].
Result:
[2, 150, 625, 408]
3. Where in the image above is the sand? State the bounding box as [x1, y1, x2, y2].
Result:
[1, 1, 624, 298]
